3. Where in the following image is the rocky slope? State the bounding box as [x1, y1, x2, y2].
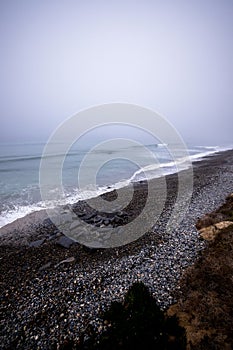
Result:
[168, 194, 233, 349]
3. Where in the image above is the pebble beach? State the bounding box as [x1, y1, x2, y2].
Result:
[1, 149, 233, 349]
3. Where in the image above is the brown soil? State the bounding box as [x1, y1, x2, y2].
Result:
[196, 193, 233, 229]
[168, 194, 233, 349]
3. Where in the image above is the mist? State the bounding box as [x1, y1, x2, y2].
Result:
[0, 0, 232, 146]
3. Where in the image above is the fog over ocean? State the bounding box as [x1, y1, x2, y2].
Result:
[1, 1, 232, 228]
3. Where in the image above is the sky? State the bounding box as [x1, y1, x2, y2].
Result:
[0, 0, 232, 145]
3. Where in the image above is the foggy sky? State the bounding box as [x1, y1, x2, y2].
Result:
[0, 0, 232, 145]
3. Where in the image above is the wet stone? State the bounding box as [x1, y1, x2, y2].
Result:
[39, 262, 52, 271]
[29, 239, 45, 248]
[56, 236, 75, 249]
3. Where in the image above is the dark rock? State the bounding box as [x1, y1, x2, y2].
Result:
[82, 282, 186, 349]
[56, 236, 75, 249]
[114, 216, 123, 224]
[55, 257, 75, 267]
[39, 262, 52, 271]
[82, 245, 99, 254]
[42, 218, 53, 226]
[29, 239, 45, 248]
[77, 212, 86, 218]
[84, 213, 96, 221]
[94, 216, 103, 224]
[48, 232, 61, 241]
[100, 189, 118, 201]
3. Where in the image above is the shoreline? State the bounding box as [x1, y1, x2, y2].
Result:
[0, 148, 232, 246]
[0, 149, 233, 349]
[0, 146, 232, 232]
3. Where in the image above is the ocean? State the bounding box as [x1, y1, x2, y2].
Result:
[0, 142, 231, 228]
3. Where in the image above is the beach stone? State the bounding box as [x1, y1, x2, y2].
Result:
[84, 213, 96, 221]
[103, 219, 110, 225]
[76, 212, 86, 217]
[29, 239, 45, 248]
[48, 232, 62, 241]
[94, 216, 103, 224]
[56, 236, 75, 248]
[114, 216, 123, 224]
[39, 262, 52, 271]
[43, 218, 53, 226]
[1, 149, 233, 350]
[55, 256, 75, 267]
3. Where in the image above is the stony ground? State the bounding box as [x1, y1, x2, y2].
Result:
[0, 150, 233, 349]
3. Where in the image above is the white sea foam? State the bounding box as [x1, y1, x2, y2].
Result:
[0, 186, 115, 229]
[0, 145, 232, 229]
[0, 203, 47, 228]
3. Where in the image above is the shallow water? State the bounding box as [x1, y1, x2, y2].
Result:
[0, 141, 231, 228]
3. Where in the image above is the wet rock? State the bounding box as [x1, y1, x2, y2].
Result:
[56, 236, 75, 248]
[48, 232, 62, 241]
[29, 239, 45, 248]
[82, 245, 99, 254]
[39, 262, 52, 271]
[93, 216, 103, 225]
[55, 256, 76, 267]
[114, 216, 123, 224]
[84, 213, 96, 221]
[76, 212, 86, 217]
[43, 218, 53, 226]
[1, 150, 233, 350]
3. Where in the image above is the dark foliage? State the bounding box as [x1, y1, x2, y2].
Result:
[78, 282, 186, 350]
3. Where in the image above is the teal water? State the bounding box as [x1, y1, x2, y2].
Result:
[0, 141, 230, 228]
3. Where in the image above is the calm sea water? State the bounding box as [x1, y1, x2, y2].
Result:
[0, 142, 230, 228]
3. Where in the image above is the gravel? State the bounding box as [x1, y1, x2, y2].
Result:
[0, 150, 233, 349]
